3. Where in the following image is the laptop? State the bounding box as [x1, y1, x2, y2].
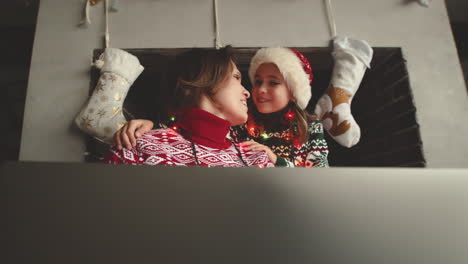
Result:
[2, 162, 468, 264]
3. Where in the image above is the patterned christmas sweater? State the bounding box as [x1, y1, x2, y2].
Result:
[104, 108, 275, 167]
[105, 128, 274, 167]
[230, 120, 329, 168]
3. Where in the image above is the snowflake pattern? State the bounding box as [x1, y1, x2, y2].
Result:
[106, 129, 274, 167]
[97, 109, 107, 118]
[80, 115, 94, 129]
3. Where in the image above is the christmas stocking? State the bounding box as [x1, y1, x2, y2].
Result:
[314, 36, 373, 148]
[75, 48, 144, 143]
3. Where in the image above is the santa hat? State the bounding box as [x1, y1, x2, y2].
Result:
[249, 47, 313, 110]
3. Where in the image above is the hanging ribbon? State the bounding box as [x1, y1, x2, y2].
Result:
[324, 0, 337, 38]
[105, 0, 110, 48]
[213, 0, 223, 49]
[78, 0, 111, 48]
[78, 0, 91, 27]
[417, 0, 431, 7]
[90, 0, 111, 68]
[110, 0, 119, 12]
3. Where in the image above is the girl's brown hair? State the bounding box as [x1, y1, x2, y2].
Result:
[290, 102, 316, 144]
[164, 46, 236, 115]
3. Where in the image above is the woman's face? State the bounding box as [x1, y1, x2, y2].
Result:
[210, 63, 250, 125]
[252, 63, 291, 113]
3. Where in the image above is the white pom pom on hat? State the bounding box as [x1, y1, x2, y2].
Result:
[249, 47, 313, 110]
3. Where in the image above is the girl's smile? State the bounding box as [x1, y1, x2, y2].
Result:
[252, 63, 292, 114]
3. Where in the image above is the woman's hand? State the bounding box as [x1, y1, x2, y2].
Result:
[113, 119, 154, 150]
[240, 140, 277, 164]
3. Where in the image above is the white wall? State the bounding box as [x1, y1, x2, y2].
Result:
[21, 0, 468, 168]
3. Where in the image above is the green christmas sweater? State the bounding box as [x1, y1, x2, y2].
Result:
[230, 120, 329, 168]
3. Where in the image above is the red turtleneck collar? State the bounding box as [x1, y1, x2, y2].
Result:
[175, 107, 232, 149]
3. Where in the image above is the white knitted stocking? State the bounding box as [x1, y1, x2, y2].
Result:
[75, 48, 144, 143]
[315, 36, 373, 148]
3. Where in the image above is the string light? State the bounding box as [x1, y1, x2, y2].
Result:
[260, 132, 270, 140]
[285, 111, 295, 120]
[247, 107, 302, 165]
[170, 116, 176, 122]
[294, 143, 302, 149]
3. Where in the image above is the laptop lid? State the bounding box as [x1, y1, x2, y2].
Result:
[2, 162, 468, 264]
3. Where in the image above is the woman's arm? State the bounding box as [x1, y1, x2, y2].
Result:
[240, 140, 277, 164]
[113, 119, 154, 150]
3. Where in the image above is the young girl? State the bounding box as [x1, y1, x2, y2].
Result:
[115, 47, 329, 167]
[104, 47, 274, 167]
[232, 47, 329, 167]
[239, 38, 373, 166]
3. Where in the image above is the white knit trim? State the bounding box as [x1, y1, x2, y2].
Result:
[249, 47, 311, 110]
[333, 36, 373, 69]
[213, 0, 223, 49]
[100, 48, 144, 84]
[325, 0, 337, 38]
[330, 51, 367, 97]
[104, 0, 110, 48]
[77, 0, 91, 28]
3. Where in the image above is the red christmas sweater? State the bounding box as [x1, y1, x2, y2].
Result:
[104, 108, 274, 167]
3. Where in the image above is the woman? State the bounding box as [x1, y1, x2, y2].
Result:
[105, 47, 274, 167]
[231, 47, 329, 167]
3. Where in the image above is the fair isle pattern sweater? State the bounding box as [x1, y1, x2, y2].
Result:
[105, 128, 274, 167]
[105, 108, 274, 167]
[230, 120, 329, 168]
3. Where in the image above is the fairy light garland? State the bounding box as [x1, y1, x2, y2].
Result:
[248, 109, 298, 140]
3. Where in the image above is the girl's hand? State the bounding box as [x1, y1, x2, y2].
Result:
[113, 119, 154, 150]
[240, 140, 277, 164]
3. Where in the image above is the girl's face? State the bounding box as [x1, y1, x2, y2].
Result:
[210, 63, 250, 125]
[252, 63, 291, 114]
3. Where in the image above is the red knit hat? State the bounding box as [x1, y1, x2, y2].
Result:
[249, 47, 313, 110]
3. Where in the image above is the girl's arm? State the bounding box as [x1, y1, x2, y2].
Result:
[305, 121, 330, 168]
